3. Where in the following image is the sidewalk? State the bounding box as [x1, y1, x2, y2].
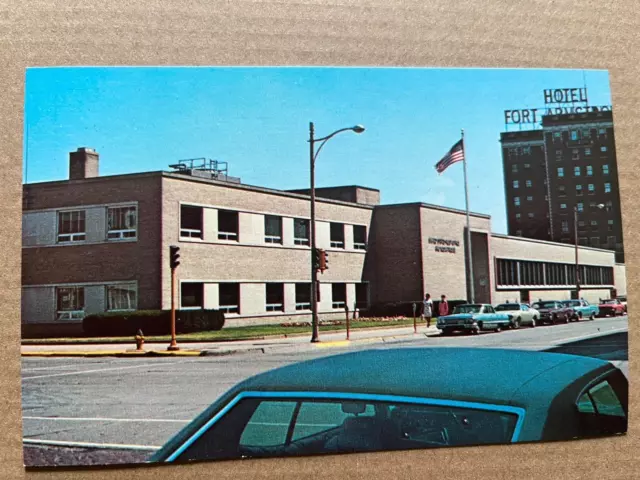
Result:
[21, 325, 441, 358]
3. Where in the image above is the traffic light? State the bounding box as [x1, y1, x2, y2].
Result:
[170, 245, 181, 269]
[319, 249, 329, 273]
[312, 248, 321, 270]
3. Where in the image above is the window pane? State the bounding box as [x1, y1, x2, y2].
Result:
[265, 216, 282, 238]
[589, 381, 626, 417]
[292, 401, 374, 441]
[181, 282, 204, 308]
[239, 401, 297, 447]
[107, 284, 137, 311]
[219, 283, 240, 313]
[181, 205, 203, 230]
[294, 219, 309, 243]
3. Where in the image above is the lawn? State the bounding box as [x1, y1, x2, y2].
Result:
[22, 317, 428, 345]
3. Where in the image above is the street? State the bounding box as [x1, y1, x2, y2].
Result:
[21, 316, 628, 466]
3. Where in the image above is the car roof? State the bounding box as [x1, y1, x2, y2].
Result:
[233, 348, 611, 407]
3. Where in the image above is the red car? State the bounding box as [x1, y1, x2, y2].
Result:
[598, 299, 626, 317]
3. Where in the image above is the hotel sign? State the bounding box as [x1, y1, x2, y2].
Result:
[428, 237, 460, 254]
[503, 87, 612, 127]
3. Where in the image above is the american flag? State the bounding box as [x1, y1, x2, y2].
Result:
[435, 138, 464, 174]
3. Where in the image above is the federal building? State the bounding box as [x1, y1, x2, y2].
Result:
[21, 147, 626, 335]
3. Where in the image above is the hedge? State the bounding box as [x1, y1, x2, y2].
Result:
[361, 299, 468, 318]
[82, 309, 225, 337]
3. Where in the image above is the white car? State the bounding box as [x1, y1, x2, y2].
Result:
[493, 303, 540, 328]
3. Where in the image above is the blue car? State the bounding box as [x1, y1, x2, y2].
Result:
[436, 303, 513, 335]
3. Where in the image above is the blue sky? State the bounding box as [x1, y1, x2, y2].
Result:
[24, 67, 612, 234]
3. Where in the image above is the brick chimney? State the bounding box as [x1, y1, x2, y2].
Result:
[69, 147, 99, 180]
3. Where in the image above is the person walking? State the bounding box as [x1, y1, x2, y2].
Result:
[422, 293, 434, 328]
[439, 295, 449, 318]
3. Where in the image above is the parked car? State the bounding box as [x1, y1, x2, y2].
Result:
[436, 304, 512, 335]
[150, 348, 628, 464]
[617, 296, 628, 313]
[494, 303, 540, 328]
[530, 300, 573, 325]
[560, 299, 599, 321]
[598, 299, 626, 317]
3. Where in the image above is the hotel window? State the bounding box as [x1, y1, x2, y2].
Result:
[355, 283, 368, 309]
[513, 197, 520, 206]
[295, 283, 311, 310]
[599, 128, 606, 135]
[106, 284, 137, 311]
[608, 219, 614, 231]
[56, 286, 85, 320]
[526, 196, 533, 202]
[522, 146, 531, 155]
[181, 282, 204, 309]
[574, 166, 581, 177]
[528, 213, 534, 218]
[585, 147, 591, 156]
[524, 163, 531, 169]
[591, 220, 598, 227]
[572, 149, 580, 161]
[561, 220, 569, 233]
[577, 202, 584, 212]
[331, 283, 347, 309]
[219, 283, 240, 314]
[570, 130, 578, 141]
[511, 164, 518, 173]
[557, 167, 564, 177]
[218, 210, 239, 241]
[588, 184, 595, 193]
[107, 205, 137, 240]
[590, 237, 600, 248]
[586, 165, 593, 176]
[607, 236, 616, 247]
[57, 210, 86, 243]
[516, 229, 523, 236]
[576, 184, 583, 196]
[294, 218, 310, 246]
[601, 146, 608, 153]
[330, 223, 345, 248]
[180, 205, 203, 239]
[264, 215, 283, 244]
[578, 220, 586, 231]
[265, 283, 284, 312]
[560, 203, 567, 210]
[553, 133, 562, 142]
[606, 200, 613, 208]
[604, 183, 611, 193]
[579, 237, 589, 246]
[525, 180, 532, 188]
[513, 180, 519, 189]
[558, 185, 566, 196]
[353, 225, 367, 250]
[602, 164, 610, 175]
[515, 213, 521, 219]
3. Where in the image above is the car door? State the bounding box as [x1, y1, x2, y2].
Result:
[520, 304, 532, 323]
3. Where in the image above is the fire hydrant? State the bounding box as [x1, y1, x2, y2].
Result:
[135, 329, 145, 351]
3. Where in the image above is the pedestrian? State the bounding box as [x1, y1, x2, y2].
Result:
[439, 295, 449, 318]
[421, 293, 433, 328]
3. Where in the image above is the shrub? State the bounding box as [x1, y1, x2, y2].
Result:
[82, 309, 225, 337]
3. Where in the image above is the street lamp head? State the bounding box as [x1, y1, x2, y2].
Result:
[597, 203, 606, 209]
[351, 125, 365, 134]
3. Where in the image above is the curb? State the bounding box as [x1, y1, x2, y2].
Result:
[21, 350, 205, 358]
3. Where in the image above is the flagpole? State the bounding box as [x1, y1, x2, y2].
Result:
[461, 129, 475, 303]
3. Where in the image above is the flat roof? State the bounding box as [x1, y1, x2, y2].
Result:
[491, 232, 618, 255]
[287, 185, 381, 193]
[377, 202, 491, 220]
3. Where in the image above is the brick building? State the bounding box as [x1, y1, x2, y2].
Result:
[501, 110, 624, 263]
[21, 148, 626, 333]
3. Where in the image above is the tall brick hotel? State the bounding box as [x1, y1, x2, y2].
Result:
[22, 136, 626, 334]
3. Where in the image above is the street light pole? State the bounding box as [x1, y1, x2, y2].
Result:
[308, 122, 365, 343]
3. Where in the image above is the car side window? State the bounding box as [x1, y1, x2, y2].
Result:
[588, 381, 626, 417]
[292, 401, 375, 441]
[239, 401, 298, 447]
[485, 306, 494, 313]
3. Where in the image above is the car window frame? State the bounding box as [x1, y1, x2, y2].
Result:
[164, 390, 527, 462]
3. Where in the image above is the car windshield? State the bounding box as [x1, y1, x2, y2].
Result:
[170, 397, 520, 462]
[495, 304, 517, 311]
[602, 300, 617, 304]
[562, 300, 580, 307]
[532, 302, 557, 309]
[452, 305, 482, 314]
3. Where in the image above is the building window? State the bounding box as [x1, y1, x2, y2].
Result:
[606, 200, 613, 208]
[574, 166, 581, 177]
[603, 164, 610, 175]
[516, 229, 523, 236]
[219, 283, 240, 314]
[557, 167, 564, 177]
[526, 196, 533, 202]
[608, 219, 614, 232]
[524, 163, 531, 169]
[57, 210, 86, 243]
[554, 133, 562, 141]
[353, 225, 367, 250]
[56, 286, 85, 320]
[514, 197, 520, 206]
[295, 283, 311, 310]
[218, 210, 239, 241]
[570, 130, 578, 141]
[577, 203, 584, 212]
[265, 283, 284, 312]
[601, 146, 608, 153]
[515, 213, 521, 219]
[576, 184, 583, 196]
[511, 164, 518, 173]
[330, 223, 345, 248]
[585, 148, 591, 156]
[561, 220, 569, 233]
[607, 235, 616, 247]
[264, 215, 283, 244]
[180, 205, 203, 239]
[560, 203, 567, 210]
[522, 146, 531, 155]
[599, 128, 606, 135]
[355, 283, 368, 309]
[107, 205, 137, 240]
[181, 282, 204, 309]
[513, 180, 519, 189]
[294, 218, 310, 246]
[558, 185, 566, 196]
[106, 284, 137, 311]
[586, 165, 593, 176]
[591, 220, 598, 227]
[588, 184, 595, 193]
[525, 180, 532, 188]
[604, 183, 611, 193]
[331, 283, 347, 309]
[578, 220, 586, 229]
[528, 213, 534, 218]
